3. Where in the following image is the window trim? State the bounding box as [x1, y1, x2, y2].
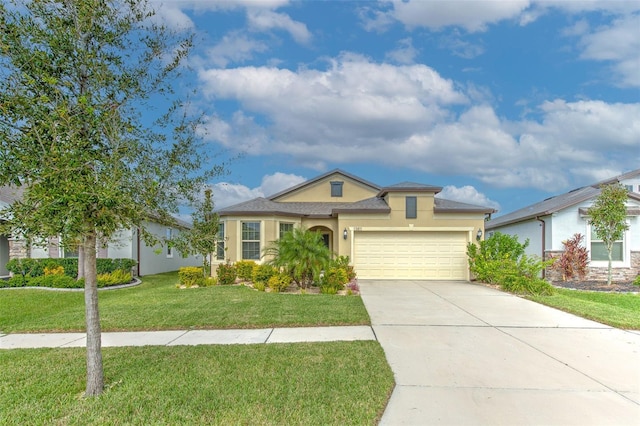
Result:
[586, 223, 630, 268]
[330, 181, 343, 197]
[406, 196, 417, 219]
[241, 221, 261, 260]
[216, 222, 225, 261]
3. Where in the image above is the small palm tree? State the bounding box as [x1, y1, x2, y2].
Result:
[263, 227, 332, 288]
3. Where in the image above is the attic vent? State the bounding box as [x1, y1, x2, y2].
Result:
[331, 181, 343, 197]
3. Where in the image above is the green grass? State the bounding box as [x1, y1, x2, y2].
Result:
[0, 272, 370, 333]
[529, 288, 640, 329]
[0, 341, 395, 425]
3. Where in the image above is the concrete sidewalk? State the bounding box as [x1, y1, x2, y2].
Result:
[0, 325, 375, 349]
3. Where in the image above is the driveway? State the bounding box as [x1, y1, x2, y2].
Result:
[359, 280, 640, 425]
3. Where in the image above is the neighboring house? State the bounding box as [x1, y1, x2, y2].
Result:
[215, 169, 495, 280]
[486, 169, 640, 282]
[0, 186, 200, 277]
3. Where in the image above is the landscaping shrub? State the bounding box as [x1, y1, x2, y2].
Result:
[44, 265, 65, 276]
[553, 233, 588, 281]
[467, 232, 555, 296]
[634, 275, 640, 287]
[179, 266, 206, 288]
[331, 255, 356, 280]
[235, 260, 257, 281]
[97, 270, 133, 287]
[252, 263, 277, 285]
[268, 273, 291, 292]
[29, 275, 84, 289]
[5, 257, 136, 279]
[320, 267, 348, 294]
[216, 261, 237, 285]
[253, 281, 266, 291]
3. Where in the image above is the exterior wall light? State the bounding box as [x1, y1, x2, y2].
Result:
[476, 229, 483, 241]
[343, 228, 348, 240]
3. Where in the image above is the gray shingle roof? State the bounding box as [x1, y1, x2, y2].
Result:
[486, 168, 640, 230]
[218, 196, 390, 217]
[378, 181, 442, 196]
[434, 198, 496, 213]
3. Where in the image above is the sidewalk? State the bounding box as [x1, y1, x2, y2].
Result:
[0, 326, 375, 349]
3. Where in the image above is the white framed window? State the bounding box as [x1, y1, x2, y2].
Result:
[166, 228, 173, 258]
[279, 222, 294, 239]
[216, 222, 225, 261]
[242, 221, 261, 260]
[586, 223, 630, 267]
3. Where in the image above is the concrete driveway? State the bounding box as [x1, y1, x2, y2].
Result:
[359, 280, 640, 426]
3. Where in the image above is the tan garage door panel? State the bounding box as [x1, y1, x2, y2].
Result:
[354, 231, 468, 280]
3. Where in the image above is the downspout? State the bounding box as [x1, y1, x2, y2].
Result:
[536, 216, 546, 279]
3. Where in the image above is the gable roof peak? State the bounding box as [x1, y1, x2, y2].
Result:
[268, 169, 380, 201]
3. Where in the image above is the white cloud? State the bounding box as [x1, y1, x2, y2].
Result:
[247, 9, 312, 44]
[211, 172, 307, 208]
[206, 31, 269, 67]
[260, 172, 307, 197]
[377, 0, 531, 32]
[437, 185, 501, 211]
[385, 38, 419, 64]
[577, 14, 640, 87]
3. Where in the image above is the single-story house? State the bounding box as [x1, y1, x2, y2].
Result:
[215, 169, 495, 280]
[0, 186, 201, 277]
[486, 169, 640, 282]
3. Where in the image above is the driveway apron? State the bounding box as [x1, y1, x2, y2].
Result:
[359, 280, 640, 426]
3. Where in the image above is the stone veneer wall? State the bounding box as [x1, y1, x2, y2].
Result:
[545, 250, 640, 282]
[8, 237, 28, 260]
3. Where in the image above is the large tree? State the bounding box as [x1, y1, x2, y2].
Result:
[0, 0, 221, 396]
[588, 183, 629, 285]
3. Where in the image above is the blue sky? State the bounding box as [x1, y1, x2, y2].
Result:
[153, 0, 639, 216]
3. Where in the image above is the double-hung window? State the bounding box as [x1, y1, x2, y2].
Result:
[242, 221, 261, 260]
[589, 226, 624, 262]
[216, 222, 225, 261]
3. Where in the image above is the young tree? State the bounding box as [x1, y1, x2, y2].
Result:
[172, 188, 220, 277]
[588, 184, 629, 285]
[0, 0, 222, 396]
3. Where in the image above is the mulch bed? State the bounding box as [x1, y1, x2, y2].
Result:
[552, 280, 638, 293]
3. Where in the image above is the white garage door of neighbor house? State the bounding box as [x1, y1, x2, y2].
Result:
[353, 231, 469, 280]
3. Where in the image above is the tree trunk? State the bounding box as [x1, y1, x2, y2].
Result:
[83, 230, 104, 396]
[607, 249, 613, 286]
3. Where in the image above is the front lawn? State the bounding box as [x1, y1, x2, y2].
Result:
[0, 341, 394, 425]
[0, 272, 370, 333]
[529, 288, 640, 329]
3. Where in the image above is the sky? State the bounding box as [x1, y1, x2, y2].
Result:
[152, 0, 640, 216]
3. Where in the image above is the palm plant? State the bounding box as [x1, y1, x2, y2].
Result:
[263, 227, 332, 288]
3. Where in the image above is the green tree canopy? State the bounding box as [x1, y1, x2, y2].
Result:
[588, 183, 630, 285]
[0, 0, 222, 396]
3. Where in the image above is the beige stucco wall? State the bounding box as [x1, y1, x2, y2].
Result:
[215, 191, 488, 270]
[272, 172, 378, 202]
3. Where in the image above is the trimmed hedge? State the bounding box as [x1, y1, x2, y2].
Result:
[1, 258, 137, 289]
[6, 258, 136, 279]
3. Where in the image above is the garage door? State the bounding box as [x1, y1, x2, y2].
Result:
[353, 231, 469, 280]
